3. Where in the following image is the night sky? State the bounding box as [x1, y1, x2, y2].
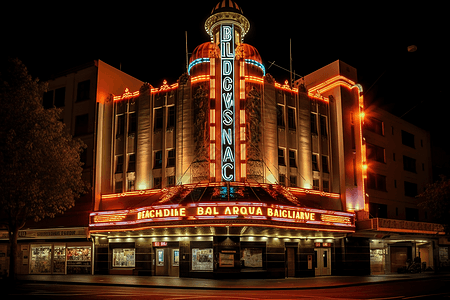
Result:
[4, 1, 448, 174]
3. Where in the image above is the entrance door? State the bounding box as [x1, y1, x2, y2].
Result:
[155, 248, 180, 277]
[286, 247, 296, 277]
[314, 248, 331, 276]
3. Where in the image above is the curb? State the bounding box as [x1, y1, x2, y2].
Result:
[12, 273, 447, 290]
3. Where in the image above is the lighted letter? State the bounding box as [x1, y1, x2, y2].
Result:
[225, 207, 232, 215]
[223, 77, 233, 91]
[311, 213, 315, 221]
[222, 92, 233, 109]
[223, 147, 235, 163]
[223, 60, 233, 75]
[180, 208, 186, 217]
[197, 207, 204, 215]
[249, 207, 255, 215]
[256, 207, 263, 215]
[164, 209, 170, 217]
[267, 208, 273, 217]
[240, 206, 247, 215]
[222, 163, 234, 181]
[222, 109, 233, 126]
[222, 128, 232, 145]
[205, 207, 212, 215]
[222, 26, 232, 42]
[233, 206, 239, 215]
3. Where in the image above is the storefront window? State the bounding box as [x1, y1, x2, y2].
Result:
[192, 248, 213, 271]
[113, 248, 135, 267]
[30, 245, 52, 274]
[157, 249, 164, 266]
[173, 249, 179, 267]
[241, 248, 263, 268]
[53, 245, 66, 274]
[67, 246, 91, 274]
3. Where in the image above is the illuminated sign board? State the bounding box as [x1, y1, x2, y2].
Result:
[90, 203, 355, 230]
[220, 24, 235, 181]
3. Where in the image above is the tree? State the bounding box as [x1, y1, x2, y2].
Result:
[0, 58, 88, 280]
[418, 175, 450, 234]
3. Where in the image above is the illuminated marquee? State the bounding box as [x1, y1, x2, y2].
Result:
[221, 24, 235, 181]
[90, 203, 355, 229]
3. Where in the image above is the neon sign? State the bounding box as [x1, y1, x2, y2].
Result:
[221, 24, 235, 182]
[90, 203, 355, 228]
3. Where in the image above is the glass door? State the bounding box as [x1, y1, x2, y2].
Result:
[53, 245, 66, 274]
[314, 248, 331, 276]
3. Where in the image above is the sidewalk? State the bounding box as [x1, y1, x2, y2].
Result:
[14, 272, 448, 290]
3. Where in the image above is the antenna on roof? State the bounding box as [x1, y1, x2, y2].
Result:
[290, 39, 293, 88]
[185, 31, 189, 73]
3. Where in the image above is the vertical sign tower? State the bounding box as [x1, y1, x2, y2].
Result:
[220, 24, 235, 181]
[204, 1, 250, 182]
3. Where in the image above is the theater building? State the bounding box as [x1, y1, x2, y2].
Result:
[89, 1, 370, 278]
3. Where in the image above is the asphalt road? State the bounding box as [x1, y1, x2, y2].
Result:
[6, 277, 450, 299]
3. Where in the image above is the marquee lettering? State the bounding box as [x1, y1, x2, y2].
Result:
[220, 24, 235, 181]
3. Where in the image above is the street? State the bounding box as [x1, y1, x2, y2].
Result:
[5, 277, 450, 299]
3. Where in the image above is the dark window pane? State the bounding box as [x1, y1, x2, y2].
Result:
[401, 130, 415, 148]
[54, 87, 65, 107]
[76, 80, 90, 102]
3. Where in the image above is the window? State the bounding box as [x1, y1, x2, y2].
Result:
[289, 175, 297, 187]
[313, 179, 319, 190]
[154, 108, 163, 130]
[278, 148, 285, 166]
[288, 150, 297, 168]
[127, 178, 135, 192]
[128, 113, 136, 135]
[310, 113, 318, 134]
[366, 117, 384, 135]
[312, 154, 319, 171]
[321, 155, 329, 173]
[76, 80, 90, 102]
[367, 172, 387, 191]
[154, 151, 163, 169]
[403, 155, 416, 173]
[116, 115, 125, 137]
[115, 155, 123, 173]
[401, 130, 415, 148]
[74, 114, 89, 136]
[128, 153, 136, 172]
[154, 177, 162, 189]
[43, 87, 65, 109]
[287, 107, 296, 130]
[404, 181, 418, 197]
[54, 87, 65, 108]
[167, 149, 175, 167]
[115, 181, 123, 193]
[323, 180, 329, 192]
[320, 115, 327, 137]
[277, 105, 285, 127]
[167, 175, 175, 186]
[369, 203, 387, 218]
[167, 106, 175, 128]
[366, 143, 386, 163]
[113, 248, 135, 268]
[279, 173, 286, 186]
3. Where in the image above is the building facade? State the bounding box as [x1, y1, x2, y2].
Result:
[89, 1, 369, 278]
[0, 60, 143, 275]
[356, 107, 448, 274]
[2, 1, 446, 278]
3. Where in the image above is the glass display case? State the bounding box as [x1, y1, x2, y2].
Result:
[113, 248, 135, 267]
